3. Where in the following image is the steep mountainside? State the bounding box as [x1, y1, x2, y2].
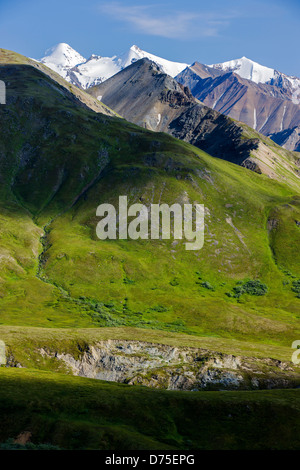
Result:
[88, 58, 300, 186]
[270, 126, 300, 152]
[40, 43, 188, 89]
[177, 61, 300, 150]
[210, 57, 300, 103]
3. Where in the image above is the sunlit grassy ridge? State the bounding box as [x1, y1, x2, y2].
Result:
[1, 325, 298, 369]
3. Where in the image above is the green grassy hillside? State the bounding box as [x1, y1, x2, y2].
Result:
[0, 60, 299, 346]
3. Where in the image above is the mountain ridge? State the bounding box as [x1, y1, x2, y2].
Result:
[39, 43, 300, 103]
[40, 43, 188, 89]
[38, 43, 300, 151]
[88, 58, 300, 187]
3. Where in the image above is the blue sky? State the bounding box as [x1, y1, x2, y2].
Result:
[0, 0, 299, 76]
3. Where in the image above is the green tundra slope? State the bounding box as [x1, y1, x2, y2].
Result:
[0, 50, 300, 449]
[0, 60, 299, 343]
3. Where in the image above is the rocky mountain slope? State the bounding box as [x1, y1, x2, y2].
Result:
[270, 125, 300, 152]
[7, 338, 300, 391]
[88, 58, 300, 186]
[39, 44, 300, 151]
[210, 56, 300, 100]
[177, 59, 300, 151]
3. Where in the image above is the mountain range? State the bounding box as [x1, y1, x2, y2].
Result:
[0, 44, 300, 449]
[40, 43, 188, 89]
[87, 58, 300, 185]
[39, 43, 300, 152]
[1, 44, 299, 335]
[177, 59, 300, 152]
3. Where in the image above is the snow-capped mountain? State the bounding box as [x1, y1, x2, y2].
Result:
[40, 43, 188, 89]
[121, 45, 188, 78]
[38, 44, 300, 151]
[209, 56, 300, 104]
[40, 43, 86, 79]
[210, 57, 276, 84]
[177, 57, 300, 152]
[69, 54, 121, 89]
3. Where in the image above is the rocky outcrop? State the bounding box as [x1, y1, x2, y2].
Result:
[35, 340, 300, 391]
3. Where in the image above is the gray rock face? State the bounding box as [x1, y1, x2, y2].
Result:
[176, 62, 300, 151]
[270, 126, 300, 152]
[37, 340, 300, 391]
[87, 59, 259, 168]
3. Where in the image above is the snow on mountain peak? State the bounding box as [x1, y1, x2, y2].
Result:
[122, 45, 189, 77]
[208, 56, 300, 103]
[39, 43, 189, 89]
[40, 43, 86, 78]
[130, 45, 141, 52]
[209, 56, 276, 84]
[39, 42, 299, 104]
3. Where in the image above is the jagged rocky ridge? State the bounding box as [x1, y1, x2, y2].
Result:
[88, 58, 257, 169]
